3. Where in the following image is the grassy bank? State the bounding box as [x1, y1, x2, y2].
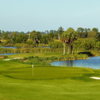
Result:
[8, 52, 89, 63]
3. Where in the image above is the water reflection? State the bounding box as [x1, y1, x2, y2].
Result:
[50, 56, 100, 69]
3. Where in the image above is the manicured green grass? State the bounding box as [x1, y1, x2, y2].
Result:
[1, 67, 94, 80]
[1, 55, 100, 100]
[1, 69, 100, 100]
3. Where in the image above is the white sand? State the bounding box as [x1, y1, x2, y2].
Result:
[90, 77, 100, 80]
[3, 57, 22, 61]
[3, 59, 11, 61]
[13, 57, 22, 59]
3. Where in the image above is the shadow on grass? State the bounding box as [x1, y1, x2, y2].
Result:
[78, 52, 95, 57]
[4, 74, 69, 80]
[4, 75, 19, 80]
[4, 73, 96, 82]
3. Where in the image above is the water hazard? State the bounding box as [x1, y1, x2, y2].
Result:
[0, 46, 16, 49]
[50, 56, 100, 69]
[0, 53, 19, 55]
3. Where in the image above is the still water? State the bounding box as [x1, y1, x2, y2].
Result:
[0, 46, 50, 49]
[0, 53, 19, 55]
[50, 56, 100, 69]
[0, 46, 16, 49]
[34, 46, 50, 48]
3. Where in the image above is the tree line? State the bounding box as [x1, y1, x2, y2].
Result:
[0, 27, 100, 47]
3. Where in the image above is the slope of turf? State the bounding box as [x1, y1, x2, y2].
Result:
[1, 58, 100, 100]
[1, 67, 94, 80]
[1, 73, 100, 100]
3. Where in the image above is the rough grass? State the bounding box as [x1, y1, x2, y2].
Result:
[8, 52, 62, 58]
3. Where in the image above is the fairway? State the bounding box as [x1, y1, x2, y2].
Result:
[1, 58, 100, 100]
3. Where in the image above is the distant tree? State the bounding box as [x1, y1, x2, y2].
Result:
[87, 31, 98, 39]
[57, 26, 64, 40]
[48, 33, 54, 39]
[3, 39, 14, 46]
[10, 32, 17, 43]
[41, 34, 48, 44]
[30, 30, 41, 43]
[84, 28, 88, 33]
[77, 27, 84, 33]
[41, 34, 53, 44]
[87, 28, 91, 32]
[20, 31, 25, 34]
[16, 33, 28, 43]
[4, 32, 10, 40]
[96, 41, 100, 50]
[54, 33, 58, 39]
[53, 30, 57, 33]
[76, 27, 84, 37]
[92, 28, 98, 33]
[96, 33, 100, 41]
[83, 28, 91, 38]
[2, 30, 5, 34]
[81, 32, 87, 38]
[0, 30, 1, 40]
[84, 39, 97, 50]
[49, 30, 54, 33]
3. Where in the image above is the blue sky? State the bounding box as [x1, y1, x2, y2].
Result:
[0, 0, 100, 32]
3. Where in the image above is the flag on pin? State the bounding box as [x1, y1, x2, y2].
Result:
[32, 64, 34, 67]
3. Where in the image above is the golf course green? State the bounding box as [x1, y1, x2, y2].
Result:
[0, 53, 100, 100]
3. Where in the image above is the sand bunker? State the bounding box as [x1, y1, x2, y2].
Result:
[90, 77, 100, 80]
[3, 59, 11, 61]
[3, 57, 22, 61]
[13, 57, 22, 59]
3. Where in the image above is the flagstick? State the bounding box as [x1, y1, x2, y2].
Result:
[32, 64, 34, 77]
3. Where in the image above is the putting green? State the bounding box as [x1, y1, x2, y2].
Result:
[1, 67, 94, 80]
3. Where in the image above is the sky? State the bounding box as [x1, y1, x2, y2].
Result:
[0, 0, 100, 32]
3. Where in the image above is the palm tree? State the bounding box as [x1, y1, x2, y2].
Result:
[61, 28, 77, 55]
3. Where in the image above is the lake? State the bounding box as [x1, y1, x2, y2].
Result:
[50, 56, 100, 69]
[0, 46, 16, 49]
[0, 53, 19, 55]
[34, 46, 50, 48]
[0, 46, 50, 49]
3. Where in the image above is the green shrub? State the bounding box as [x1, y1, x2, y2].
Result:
[49, 41, 63, 48]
